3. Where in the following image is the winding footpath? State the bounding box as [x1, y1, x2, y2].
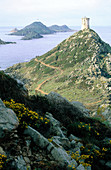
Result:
[35, 58, 63, 95]
[34, 58, 106, 108]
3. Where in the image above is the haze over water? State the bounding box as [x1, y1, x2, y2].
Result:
[0, 26, 111, 70]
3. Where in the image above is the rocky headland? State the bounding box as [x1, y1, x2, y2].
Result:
[6, 29, 111, 111]
[1, 26, 111, 169]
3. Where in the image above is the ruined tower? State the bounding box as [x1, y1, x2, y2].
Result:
[82, 17, 90, 30]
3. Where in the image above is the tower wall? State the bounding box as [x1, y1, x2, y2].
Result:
[82, 17, 90, 30]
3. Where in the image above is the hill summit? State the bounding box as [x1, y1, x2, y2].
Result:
[49, 24, 73, 32]
[6, 29, 111, 111]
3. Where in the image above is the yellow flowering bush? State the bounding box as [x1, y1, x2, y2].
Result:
[67, 143, 111, 169]
[0, 154, 7, 169]
[3, 99, 50, 130]
[79, 143, 111, 168]
[70, 121, 100, 140]
[70, 151, 91, 168]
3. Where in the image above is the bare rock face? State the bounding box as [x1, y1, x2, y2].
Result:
[0, 99, 19, 138]
[45, 92, 89, 127]
[24, 126, 77, 168]
[46, 92, 89, 117]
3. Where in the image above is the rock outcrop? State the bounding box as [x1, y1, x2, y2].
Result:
[45, 92, 89, 127]
[0, 96, 111, 170]
[0, 99, 19, 138]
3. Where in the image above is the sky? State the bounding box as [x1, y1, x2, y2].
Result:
[0, 0, 111, 27]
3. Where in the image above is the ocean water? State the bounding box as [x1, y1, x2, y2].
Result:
[0, 26, 111, 70]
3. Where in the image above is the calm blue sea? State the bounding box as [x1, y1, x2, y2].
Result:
[0, 26, 111, 70]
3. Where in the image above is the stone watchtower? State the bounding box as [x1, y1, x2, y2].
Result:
[81, 17, 90, 30]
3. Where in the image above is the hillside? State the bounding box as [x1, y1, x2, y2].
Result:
[6, 29, 111, 111]
[10, 21, 55, 40]
[0, 71, 111, 170]
[49, 24, 73, 32]
[21, 31, 43, 40]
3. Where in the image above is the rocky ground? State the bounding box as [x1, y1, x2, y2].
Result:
[0, 91, 111, 170]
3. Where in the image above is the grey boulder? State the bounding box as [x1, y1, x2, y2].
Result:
[0, 99, 19, 138]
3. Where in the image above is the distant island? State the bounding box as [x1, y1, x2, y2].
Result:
[10, 22, 55, 40]
[49, 24, 73, 32]
[0, 38, 16, 45]
[21, 32, 43, 40]
[10, 21, 73, 40]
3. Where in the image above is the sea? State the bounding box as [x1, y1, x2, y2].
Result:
[0, 26, 111, 70]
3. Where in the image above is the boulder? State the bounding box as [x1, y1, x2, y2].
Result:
[24, 126, 77, 168]
[46, 112, 67, 137]
[50, 147, 77, 167]
[106, 161, 111, 169]
[0, 99, 19, 138]
[69, 134, 81, 142]
[24, 126, 49, 148]
[46, 92, 89, 127]
[12, 156, 27, 170]
[50, 136, 71, 149]
[76, 164, 85, 170]
[71, 101, 90, 116]
[0, 146, 6, 155]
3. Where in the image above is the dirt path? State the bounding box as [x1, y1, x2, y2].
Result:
[85, 100, 102, 106]
[35, 58, 63, 95]
[35, 58, 107, 107]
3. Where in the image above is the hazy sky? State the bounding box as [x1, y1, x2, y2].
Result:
[0, 0, 111, 27]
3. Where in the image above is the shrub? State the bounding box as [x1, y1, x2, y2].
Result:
[0, 154, 7, 169]
[3, 99, 50, 131]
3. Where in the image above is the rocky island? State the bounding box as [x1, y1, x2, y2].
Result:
[0, 38, 16, 44]
[10, 21, 55, 40]
[48, 24, 73, 32]
[9, 21, 73, 40]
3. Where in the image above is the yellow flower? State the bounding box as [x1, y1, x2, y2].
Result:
[40, 117, 43, 121]
[102, 147, 108, 152]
